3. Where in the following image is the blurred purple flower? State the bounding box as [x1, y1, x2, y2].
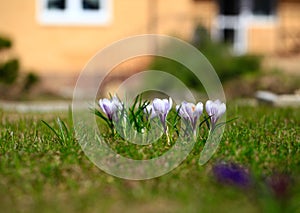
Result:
[205, 99, 226, 130]
[212, 162, 252, 188]
[267, 173, 291, 200]
[176, 101, 203, 131]
[99, 96, 123, 121]
[152, 97, 173, 132]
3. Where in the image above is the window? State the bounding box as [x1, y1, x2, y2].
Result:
[218, 0, 240, 15]
[47, 0, 66, 10]
[82, 0, 100, 10]
[217, 0, 277, 17]
[214, 0, 277, 54]
[37, 0, 112, 25]
[223, 28, 235, 44]
[252, 0, 277, 16]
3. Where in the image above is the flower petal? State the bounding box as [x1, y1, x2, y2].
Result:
[168, 97, 173, 111]
[218, 103, 226, 118]
[205, 100, 214, 116]
[195, 102, 203, 116]
[153, 98, 164, 114]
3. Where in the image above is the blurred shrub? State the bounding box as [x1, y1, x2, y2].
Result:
[0, 35, 39, 99]
[0, 59, 19, 84]
[0, 36, 12, 50]
[23, 72, 40, 91]
[148, 25, 262, 91]
[197, 34, 262, 82]
[149, 57, 202, 91]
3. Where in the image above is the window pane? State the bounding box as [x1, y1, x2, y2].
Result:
[47, 0, 66, 10]
[223, 29, 235, 44]
[82, 0, 100, 10]
[252, 0, 277, 15]
[218, 0, 240, 15]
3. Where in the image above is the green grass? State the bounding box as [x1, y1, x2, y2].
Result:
[0, 105, 299, 213]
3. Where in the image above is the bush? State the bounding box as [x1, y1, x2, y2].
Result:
[197, 42, 261, 82]
[0, 58, 19, 84]
[0, 35, 39, 99]
[148, 25, 262, 91]
[149, 57, 202, 91]
[0, 36, 12, 50]
[23, 72, 40, 91]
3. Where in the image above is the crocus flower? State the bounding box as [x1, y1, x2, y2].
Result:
[205, 99, 226, 130]
[152, 97, 173, 132]
[144, 103, 157, 119]
[212, 162, 252, 188]
[266, 173, 291, 200]
[176, 101, 203, 132]
[99, 96, 123, 121]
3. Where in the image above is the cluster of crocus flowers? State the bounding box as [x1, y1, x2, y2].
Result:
[98, 96, 226, 138]
[176, 99, 226, 132]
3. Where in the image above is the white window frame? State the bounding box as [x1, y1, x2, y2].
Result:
[250, 14, 277, 26]
[250, 0, 277, 25]
[213, 0, 277, 54]
[36, 0, 113, 26]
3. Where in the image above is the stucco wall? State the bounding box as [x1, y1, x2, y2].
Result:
[248, 25, 278, 54]
[247, 0, 300, 55]
[0, 0, 194, 76]
[1, 0, 299, 77]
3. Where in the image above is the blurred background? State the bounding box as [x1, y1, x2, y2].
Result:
[0, 0, 299, 101]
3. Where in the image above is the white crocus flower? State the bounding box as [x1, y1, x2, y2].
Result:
[99, 96, 123, 121]
[176, 101, 203, 132]
[152, 97, 173, 132]
[205, 99, 226, 130]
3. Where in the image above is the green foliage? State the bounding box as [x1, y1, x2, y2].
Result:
[0, 58, 19, 84]
[149, 57, 202, 90]
[128, 95, 150, 132]
[23, 72, 40, 91]
[0, 36, 12, 50]
[0, 36, 19, 85]
[0, 35, 39, 97]
[0, 106, 299, 212]
[41, 117, 74, 147]
[148, 25, 262, 91]
[199, 43, 261, 82]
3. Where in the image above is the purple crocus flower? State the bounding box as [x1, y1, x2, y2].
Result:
[99, 96, 123, 121]
[266, 173, 291, 200]
[176, 101, 203, 132]
[152, 97, 173, 132]
[212, 162, 252, 188]
[205, 99, 226, 130]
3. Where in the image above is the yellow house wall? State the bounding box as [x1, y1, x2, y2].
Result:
[247, 25, 278, 54]
[0, 0, 195, 76]
[2, 0, 299, 76]
[277, 0, 300, 53]
[192, 0, 218, 30]
[247, 0, 300, 55]
[156, 0, 194, 38]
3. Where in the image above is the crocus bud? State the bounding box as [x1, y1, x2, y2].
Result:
[205, 99, 226, 130]
[152, 97, 173, 132]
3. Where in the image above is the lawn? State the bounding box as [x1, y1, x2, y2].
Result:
[0, 105, 299, 213]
